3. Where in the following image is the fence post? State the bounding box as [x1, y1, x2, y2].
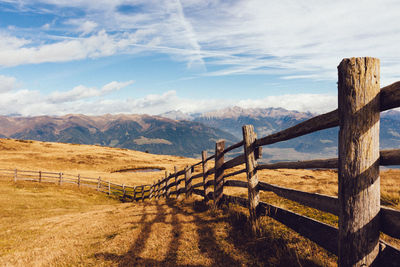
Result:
[214, 140, 225, 208]
[150, 182, 155, 200]
[165, 171, 170, 198]
[243, 125, 261, 236]
[141, 185, 145, 202]
[202, 151, 209, 202]
[157, 179, 161, 198]
[14, 169, 17, 182]
[174, 166, 178, 199]
[338, 57, 380, 266]
[185, 166, 192, 199]
[78, 174, 81, 188]
[59, 172, 63, 185]
[97, 176, 101, 191]
[108, 181, 111, 195]
[133, 186, 137, 201]
[39, 171, 42, 183]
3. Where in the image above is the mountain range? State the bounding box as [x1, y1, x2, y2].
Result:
[1, 107, 400, 161]
[161, 107, 400, 162]
[0, 114, 238, 158]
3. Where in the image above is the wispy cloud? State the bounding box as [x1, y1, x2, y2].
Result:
[1, 0, 400, 84]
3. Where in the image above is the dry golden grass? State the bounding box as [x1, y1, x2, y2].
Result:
[0, 138, 399, 266]
[0, 180, 335, 266]
[0, 139, 198, 186]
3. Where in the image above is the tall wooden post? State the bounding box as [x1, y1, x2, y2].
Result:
[78, 174, 81, 188]
[174, 166, 178, 199]
[59, 172, 63, 185]
[243, 125, 261, 236]
[39, 171, 42, 183]
[202, 151, 210, 202]
[338, 57, 380, 266]
[214, 140, 225, 208]
[14, 169, 17, 182]
[185, 166, 192, 199]
[165, 171, 170, 198]
[97, 176, 101, 191]
[108, 181, 111, 195]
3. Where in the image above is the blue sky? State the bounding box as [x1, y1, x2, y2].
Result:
[0, 0, 399, 116]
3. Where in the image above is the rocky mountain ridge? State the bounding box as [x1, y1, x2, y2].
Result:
[0, 114, 238, 158]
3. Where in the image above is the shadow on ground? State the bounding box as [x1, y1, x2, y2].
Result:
[94, 198, 325, 266]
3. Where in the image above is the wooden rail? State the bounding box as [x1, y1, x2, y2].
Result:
[1, 57, 399, 266]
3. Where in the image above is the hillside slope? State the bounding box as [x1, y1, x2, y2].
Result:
[0, 138, 199, 185]
[0, 114, 238, 158]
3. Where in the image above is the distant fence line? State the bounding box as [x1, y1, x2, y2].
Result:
[0, 169, 152, 202]
[1, 57, 400, 266]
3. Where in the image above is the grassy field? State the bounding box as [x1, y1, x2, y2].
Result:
[0, 138, 399, 266]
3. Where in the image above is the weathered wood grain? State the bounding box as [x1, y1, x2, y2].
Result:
[202, 150, 210, 202]
[338, 57, 381, 266]
[257, 158, 338, 170]
[223, 140, 244, 154]
[165, 171, 170, 198]
[380, 81, 400, 111]
[258, 181, 338, 215]
[174, 166, 179, 199]
[223, 169, 247, 179]
[380, 149, 400, 165]
[243, 125, 260, 235]
[224, 180, 247, 188]
[258, 200, 339, 255]
[185, 165, 192, 198]
[381, 207, 400, 239]
[214, 140, 225, 208]
[191, 173, 203, 180]
[222, 154, 245, 170]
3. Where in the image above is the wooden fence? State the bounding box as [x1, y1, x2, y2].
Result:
[0, 57, 399, 266]
[0, 169, 153, 202]
[133, 57, 400, 266]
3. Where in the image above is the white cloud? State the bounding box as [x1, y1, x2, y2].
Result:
[66, 19, 98, 35]
[101, 80, 134, 93]
[0, 81, 336, 116]
[48, 80, 134, 103]
[0, 75, 18, 93]
[41, 23, 50, 30]
[0, 30, 145, 66]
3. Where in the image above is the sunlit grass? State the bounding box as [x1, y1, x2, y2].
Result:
[0, 138, 398, 266]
